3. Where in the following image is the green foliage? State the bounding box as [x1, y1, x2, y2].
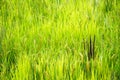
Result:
[0, 0, 120, 80]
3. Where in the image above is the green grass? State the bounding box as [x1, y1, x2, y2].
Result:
[0, 0, 120, 80]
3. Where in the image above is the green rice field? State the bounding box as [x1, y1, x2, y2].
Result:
[0, 0, 120, 80]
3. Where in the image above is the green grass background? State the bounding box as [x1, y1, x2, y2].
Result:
[0, 0, 120, 80]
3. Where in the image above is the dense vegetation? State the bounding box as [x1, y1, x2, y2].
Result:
[0, 0, 120, 80]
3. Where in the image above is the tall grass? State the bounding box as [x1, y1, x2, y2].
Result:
[0, 0, 120, 80]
